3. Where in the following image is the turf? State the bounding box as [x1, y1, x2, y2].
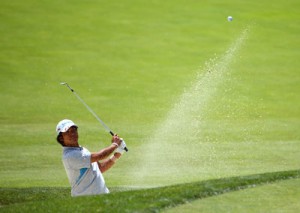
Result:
[1, 170, 299, 212]
[0, 0, 299, 212]
[164, 177, 300, 213]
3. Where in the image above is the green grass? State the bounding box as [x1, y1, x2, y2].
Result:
[164, 177, 300, 213]
[1, 170, 299, 212]
[0, 0, 299, 212]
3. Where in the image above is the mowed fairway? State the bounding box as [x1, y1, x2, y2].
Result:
[164, 178, 300, 213]
[0, 0, 299, 212]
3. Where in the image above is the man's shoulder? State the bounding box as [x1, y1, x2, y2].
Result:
[63, 146, 85, 156]
[62, 146, 92, 169]
[63, 147, 90, 158]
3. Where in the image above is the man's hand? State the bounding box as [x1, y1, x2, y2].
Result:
[111, 134, 122, 147]
[115, 139, 127, 154]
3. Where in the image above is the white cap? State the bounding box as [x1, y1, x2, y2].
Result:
[56, 119, 77, 135]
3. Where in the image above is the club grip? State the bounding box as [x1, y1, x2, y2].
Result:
[110, 131, 128, 152]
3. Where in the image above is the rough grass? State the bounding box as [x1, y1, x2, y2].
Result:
[1, 170, 299, 212]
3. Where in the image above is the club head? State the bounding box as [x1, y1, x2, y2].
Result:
[60, 82, 74, 92]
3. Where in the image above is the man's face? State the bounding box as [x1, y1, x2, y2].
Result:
[62, 126, 79, 147]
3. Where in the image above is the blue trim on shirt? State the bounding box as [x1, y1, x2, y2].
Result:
[76, 168, 88, 184]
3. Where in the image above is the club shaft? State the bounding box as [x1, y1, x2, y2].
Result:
[73, 91, 113, 135]
[61, 83, 128, 152]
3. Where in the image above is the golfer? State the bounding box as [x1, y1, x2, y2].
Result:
[56, 119, 126, 197]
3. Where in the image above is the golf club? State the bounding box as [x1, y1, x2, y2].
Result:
[60, 82, 128, 152]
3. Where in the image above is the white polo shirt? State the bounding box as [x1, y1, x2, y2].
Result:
[62, 146, 109, 197]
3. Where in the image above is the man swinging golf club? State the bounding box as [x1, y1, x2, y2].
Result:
[56, 119, 127, 197]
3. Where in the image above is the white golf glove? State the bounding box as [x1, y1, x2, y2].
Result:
[115, 139, 127, 154]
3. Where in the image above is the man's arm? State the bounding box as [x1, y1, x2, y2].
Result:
[90, 135, 122, 163]
[98, 152, 122, 173]
[90, 144, 117, 163]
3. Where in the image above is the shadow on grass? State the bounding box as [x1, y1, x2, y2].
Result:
[1, 169, 299, 212]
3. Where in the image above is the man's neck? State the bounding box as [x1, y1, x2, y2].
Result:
[64, 142, 79, 147]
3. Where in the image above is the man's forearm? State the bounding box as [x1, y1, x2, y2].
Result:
[91, 144, 117, 163]
[98, 153, 121, 173]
